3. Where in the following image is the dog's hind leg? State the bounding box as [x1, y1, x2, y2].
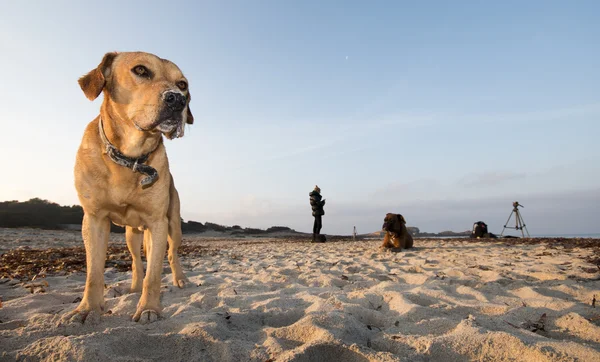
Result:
[64, 213, 110, 324]
[143, 231, 150, 262]
[167, 180, 188, 288]
[126, 226, 144, 293]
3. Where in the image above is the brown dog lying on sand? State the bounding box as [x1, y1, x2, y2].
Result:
[65, 52, 193, 324]
[381, 213, 414, 251]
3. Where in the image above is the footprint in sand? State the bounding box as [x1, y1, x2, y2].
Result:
[287, 343, 370, 362]
[403, 293, 438, 307]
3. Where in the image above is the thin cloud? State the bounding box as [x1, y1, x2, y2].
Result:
[234, 102, 600, 168]
[457, 171, 527, 187]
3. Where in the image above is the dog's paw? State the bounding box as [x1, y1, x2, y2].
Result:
[60, 307, 102, 326]
[379, 246, 403, 253]
[133, 309, 160, 324]
[173, 275, 190, 289]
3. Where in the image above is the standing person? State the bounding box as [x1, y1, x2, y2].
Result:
[309, 185, 326, 242]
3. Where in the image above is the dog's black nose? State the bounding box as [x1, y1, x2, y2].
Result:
[164, 91, 186, 112]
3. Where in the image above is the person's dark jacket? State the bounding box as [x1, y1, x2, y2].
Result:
[309, 191, 325, 217]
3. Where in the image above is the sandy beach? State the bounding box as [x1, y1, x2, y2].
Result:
[1, 228, 599, 361]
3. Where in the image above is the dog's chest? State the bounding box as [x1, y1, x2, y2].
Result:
[107, 201, 150, 228]
[105, 186, 168, 228]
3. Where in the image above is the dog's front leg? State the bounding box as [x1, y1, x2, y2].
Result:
[64, 213, 110, 324]
[133, 218, 168, 323]
[391, 235, 402, 250]
[381, 233, 391, 249]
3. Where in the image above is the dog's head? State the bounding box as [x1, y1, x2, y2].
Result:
[382, 213, 407, 233]
[79, 51, 193, 140]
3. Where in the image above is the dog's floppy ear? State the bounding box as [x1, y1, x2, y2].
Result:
[78, 52, 118, 101]
[185, 91, 194, 124]
[397, 214, 406, 224]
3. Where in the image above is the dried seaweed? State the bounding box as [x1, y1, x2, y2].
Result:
[0, 244, 219, 281]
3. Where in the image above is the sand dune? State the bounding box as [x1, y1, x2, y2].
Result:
[1, 229, 599, 361]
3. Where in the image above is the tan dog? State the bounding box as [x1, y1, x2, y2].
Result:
[381, 213, 414, 250]
[66, 52, 193, 324]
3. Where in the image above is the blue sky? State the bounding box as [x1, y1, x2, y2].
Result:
[0, 1, 599, 235]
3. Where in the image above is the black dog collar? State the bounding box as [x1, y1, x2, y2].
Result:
[98, 117, 161, 187]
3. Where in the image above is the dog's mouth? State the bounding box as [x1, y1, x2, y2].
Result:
[151, 104, 187, 139]
[132, 99, 189, 140]
[133, 117, 184, 140]
[157, 119, 184, 140]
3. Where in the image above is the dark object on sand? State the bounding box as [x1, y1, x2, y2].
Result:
[471, 221, 497, 239]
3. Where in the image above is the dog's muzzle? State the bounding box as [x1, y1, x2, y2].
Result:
[157, 91, 187, 139]
[164, 91, 186, 112]
[382, 221, 394, 231]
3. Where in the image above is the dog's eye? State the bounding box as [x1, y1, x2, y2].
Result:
[132, 65, 150, 77]
[177, 81, 188, 91]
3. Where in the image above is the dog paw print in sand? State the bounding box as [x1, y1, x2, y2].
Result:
[399, 265, 426, 274]
[402, 293, 438, 307]
[0, 319, 28, 331]
[285, 343, 372, 362]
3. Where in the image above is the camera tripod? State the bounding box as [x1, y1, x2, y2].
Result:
[501, 201, 530, 237]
